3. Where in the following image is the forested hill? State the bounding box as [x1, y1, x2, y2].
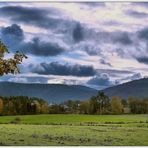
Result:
[0, 82, 97, 103]
[0, 78, 147, 103]
[103, 78, 148, 99]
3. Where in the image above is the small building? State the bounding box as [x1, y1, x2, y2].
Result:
[123, 107, 131, 114]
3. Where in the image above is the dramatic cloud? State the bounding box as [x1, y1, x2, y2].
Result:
[137, 27, 148, 40]
[0, 2, 147, 88]
[22, 37, 65, 57]
[0, 24, 65, 56]
[0, 24, 24, 50]
[87, 73, 113, 89]
[0, 6, 67, 29]
[136, 57, 148, 65]
[72, 23, 84, 43]
[31, 62, 96, 77]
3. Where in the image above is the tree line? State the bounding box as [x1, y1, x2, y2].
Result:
[0, 92, 147, 116]
[0, 96, 49, 115]
[50, 92, 148, 114]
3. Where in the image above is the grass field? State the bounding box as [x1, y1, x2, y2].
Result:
[0, 114, 148, 146]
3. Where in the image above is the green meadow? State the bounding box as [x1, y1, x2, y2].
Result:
[0, 114, 148, 146]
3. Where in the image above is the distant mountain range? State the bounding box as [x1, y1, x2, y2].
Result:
[0, 82, 97, 103]
[104, 78, 148, 99]
[0, 78, 148, 103]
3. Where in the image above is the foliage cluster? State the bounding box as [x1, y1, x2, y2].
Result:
[0, 96, 49, 115]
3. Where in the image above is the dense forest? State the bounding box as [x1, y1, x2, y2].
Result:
[0, 91, 148, 116]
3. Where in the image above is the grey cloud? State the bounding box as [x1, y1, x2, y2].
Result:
[87, 73, 113, 89]
[31, 62, 96, 76]
[22, 37, 65, 57]
[116, 48, 125, 58]
[137, 27, 148, 40]
[132, 2, 148, 8]
[73, 23, 84, 43]
[103, 20, 121, 26]
[0, 6, 133, 47]
[99, 59, 112, 67]
[0, 24, 24, 51]
[85, 30, 133, 46]
[96, 69, 134, 77]
[73, 42, 101, 56]
[131, 73, 142, 80]
[118, 73, 142, 82]
[0, 24, 65, 56]
[136, 56, 148, 64]
[126, 10, 148, 18]
[0, 6, 68, 29]
[111, 32, 133, 45]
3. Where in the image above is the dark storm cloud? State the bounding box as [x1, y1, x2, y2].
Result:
[22, 37, 65, 57]
[137, 27, 148, 40]
[0, 6, 133, 47]
[87, 73, 112, 87]
[136, 57, 148, 64]
[31, 62, 96, 76]
[0, 6, 67, 29]
[126, 10, 148, 18]
[73, 23, 84, 43]
[0, 24, 65, 56]
[0, 24, 24, 51]
[1, 24, 24, 40]
[99, 59, 112, 67]
[0, 6, 48, 21]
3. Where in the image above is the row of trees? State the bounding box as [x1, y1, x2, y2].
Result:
[49, 92, 148, 115]
[0, 96, 49, 115]
[0, 92, 148, 115]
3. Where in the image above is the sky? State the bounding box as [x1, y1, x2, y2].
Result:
[0, 2, 148, 90]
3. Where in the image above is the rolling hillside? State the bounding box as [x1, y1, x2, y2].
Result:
[104, 78, 148, 99]
[0, 78, 147, 103]
[0, 82, 97, 103]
